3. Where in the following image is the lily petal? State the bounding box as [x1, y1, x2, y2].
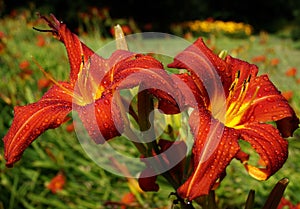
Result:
[107, 54, 184, 114]
[75, 93, 123, 144]
[224, 55, 258, 89]
[167, 38, 229, 117]
[238, 123, 288, 180]
[38, 14, 104, 84]
[177, 109, 240, 200]
[236, 74, 299, 136]
[168, 38, 231, 98]
[171, 73, 206, 109]
[3, 83, 73, 167]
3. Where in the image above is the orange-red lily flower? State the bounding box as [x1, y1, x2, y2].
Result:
[168, 38, 299, 200]
[3, 14, 178, 167]
[47, 172, 66, 194]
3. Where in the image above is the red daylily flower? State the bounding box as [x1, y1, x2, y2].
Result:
[285, 67, 297, 77]
[168, 38, 299, 200]
[270, 58, 280, 66]
[278, 197, 300, 209]
[3, 14, 179, 167]
[47, 172, 66, 194]
[251, 55, 266, 63]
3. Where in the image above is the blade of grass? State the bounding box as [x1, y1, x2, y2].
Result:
[8, 174, 19, 209]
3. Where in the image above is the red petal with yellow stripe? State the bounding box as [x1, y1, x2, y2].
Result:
[177, 109, 240, 200]
[3, 83, 73, 167]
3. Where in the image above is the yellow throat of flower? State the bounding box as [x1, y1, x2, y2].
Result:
[33, 55, 108, 106]
[225, 70, 260, 128]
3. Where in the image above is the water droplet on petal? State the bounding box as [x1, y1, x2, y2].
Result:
[35, 129, 41, 135]
[103, 123, 109, 129]
[263, 75, 269, 81]
[104, 99, 110, 105]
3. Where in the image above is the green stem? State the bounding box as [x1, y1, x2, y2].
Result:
[137, 89, 160, 155]
[114, 90, 147, 155]
[137, 88, 188, 207]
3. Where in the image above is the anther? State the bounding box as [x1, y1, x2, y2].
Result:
[81, 54, 85, 65]
[247, 74, 251, 82]
[236, 70, 240, 79]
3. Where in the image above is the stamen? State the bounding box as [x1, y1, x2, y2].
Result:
[77, 54, 94, 103]
[77, 54, 107, 101]
[228, 85, 260, 127]
[32, 57, 84, 104]
[229, 80, 249, 116]
[247, 74, 252, 83]
[81, 54, 85, 65]
[228, 70, 240, 101]
[225, 72, 260, 128]
[83, 57, 90, 88]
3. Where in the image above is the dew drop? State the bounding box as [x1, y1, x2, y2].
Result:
[263, 76, 269, 81]
[104, 99, 110, 105]
[35, 129, 41, 135]
[103, 123, 109, 129]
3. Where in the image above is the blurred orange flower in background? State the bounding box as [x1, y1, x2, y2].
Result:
[251, 55, 266, 63]
[47, 172, 66, 194]
[270, 58, 280, 66]
[285, 67, 297, 77]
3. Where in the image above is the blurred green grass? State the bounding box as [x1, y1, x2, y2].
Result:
[1, 12, 300, 209]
